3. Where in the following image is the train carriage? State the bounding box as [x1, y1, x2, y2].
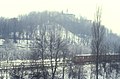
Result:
[72, 54, 120, 64]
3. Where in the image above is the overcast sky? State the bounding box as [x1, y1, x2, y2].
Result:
[0, 0, 120, 34]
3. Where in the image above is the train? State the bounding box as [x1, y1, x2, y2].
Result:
[72, 54, 120, 64]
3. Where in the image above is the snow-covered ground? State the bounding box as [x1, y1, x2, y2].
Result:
[0, 61, 120, 79]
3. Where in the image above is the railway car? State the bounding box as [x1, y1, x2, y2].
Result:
[72, 54, 120, 64]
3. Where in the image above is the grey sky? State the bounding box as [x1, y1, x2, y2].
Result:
[0, 0, 120, 34]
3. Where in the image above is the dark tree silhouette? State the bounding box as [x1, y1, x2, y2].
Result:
[91, 7, 106, 79]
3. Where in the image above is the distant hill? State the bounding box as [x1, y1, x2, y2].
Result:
[0, 11, 119, 55]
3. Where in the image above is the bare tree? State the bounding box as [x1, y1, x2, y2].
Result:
[30, 24, 68, 79]
[30, 25, 48, 79]
[91, 7, 106, 79]
[48, 24, 68, 79]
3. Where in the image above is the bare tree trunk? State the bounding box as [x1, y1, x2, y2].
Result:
[96, 47, 99, 79]
[78, 66, 81, 79]
[62, 51, 66, 79]
[62, 66, 65, 79]
[52, 50, 59, 79]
